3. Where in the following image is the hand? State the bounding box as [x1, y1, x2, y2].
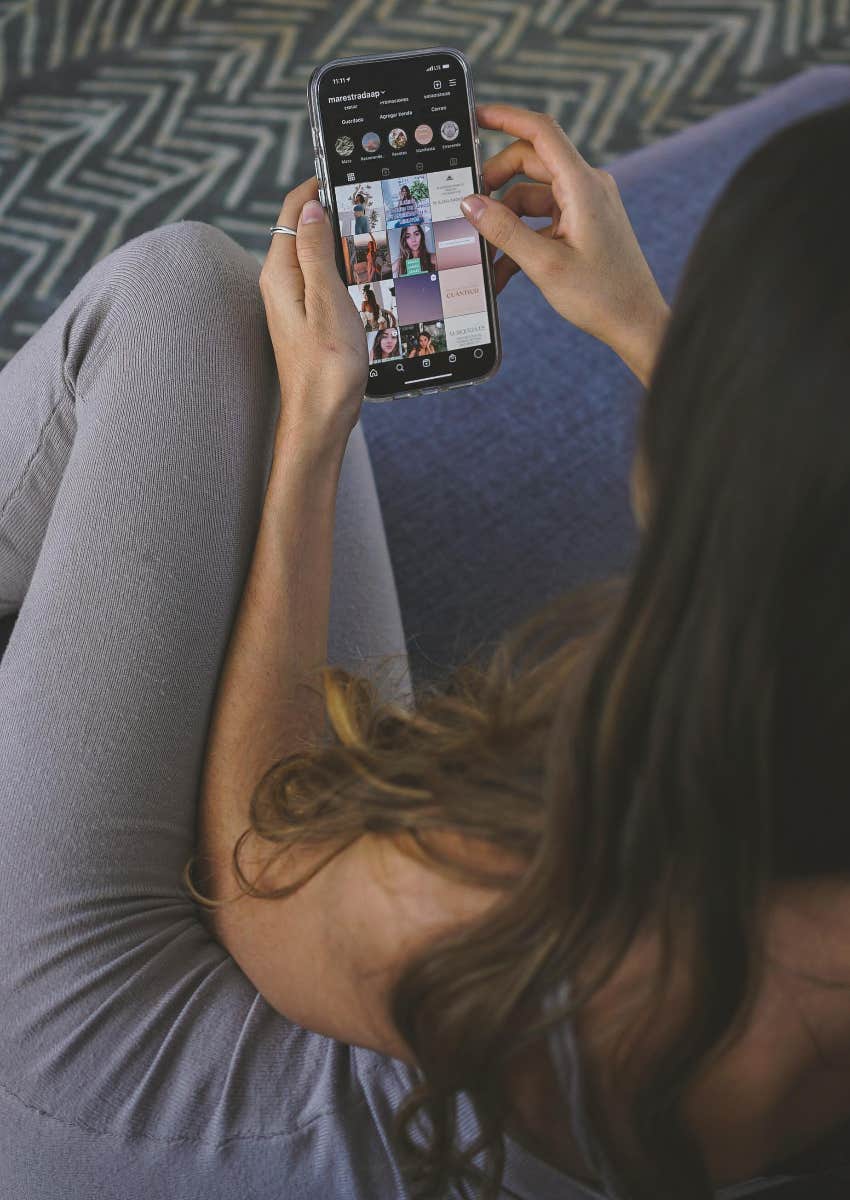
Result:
[260, 177, 368, 449]
[462, 103, 670, 380]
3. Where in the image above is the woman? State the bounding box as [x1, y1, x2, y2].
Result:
[352, 189, 370, 235]
[2, 81, 850, 1200]
[192, 96, 850, 1197]
[365, 231, 380, 281]
[371, 326, 402, 362]
[360, 285, 395, 331]
[393, 223, 436, 275]
[407, 330, 437, 357]
[394, 182, 419, 221]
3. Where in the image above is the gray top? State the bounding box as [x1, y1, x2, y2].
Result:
[0, 832, 841, 1200]
[0, 654, 843, 1197]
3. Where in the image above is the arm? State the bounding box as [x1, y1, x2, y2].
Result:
[612, 298, 672, 389]
[194, 431, 346, 903]
[192, 425, 523, 1062]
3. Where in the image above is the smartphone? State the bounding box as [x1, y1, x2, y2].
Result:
[307, 46, 502, 403]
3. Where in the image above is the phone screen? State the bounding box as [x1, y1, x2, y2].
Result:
[310, 48, 500, 400]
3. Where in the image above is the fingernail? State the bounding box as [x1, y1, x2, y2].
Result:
[301, 200, 325, 224]
[460, 194, 486, 222]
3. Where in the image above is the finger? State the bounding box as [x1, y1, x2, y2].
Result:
[490, 184, 558, 292]
[460, 191, 560, 285]
[500, 180, 561, 222]
[475, 102, 595, 212]
[482, 139, 551, 194]
[492, 253, 518, 295]
[293, 183, 346, 311]
[492, 221, 557, 294]
[262, 176, 322, 310]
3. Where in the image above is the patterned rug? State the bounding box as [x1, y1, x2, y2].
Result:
[2, 0, 850, 363]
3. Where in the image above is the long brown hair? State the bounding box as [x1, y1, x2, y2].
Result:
[372, 326, 401, 361]
[361, 284, 380, 318]
[399, 223, 435, 273]
[184, 98, 850, 1199]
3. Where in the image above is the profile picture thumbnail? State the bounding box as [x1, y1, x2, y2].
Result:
[440, 120, 459, 141]
[388, 128, 407, 149]
[414, 124, 433, 145]
[335, 134, 355, 156]
[361, 131, 380, 153]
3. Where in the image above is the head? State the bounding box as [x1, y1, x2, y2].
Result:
[400, 184, 412, 200]
[185, 99, 850, 1199]
[399, 224, 433, 274]
[372, 327, 399, 360]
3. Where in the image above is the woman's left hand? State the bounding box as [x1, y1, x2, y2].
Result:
[260, 176, 368, 450]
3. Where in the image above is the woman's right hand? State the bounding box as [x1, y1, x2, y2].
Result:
[463, 103, 671, 384]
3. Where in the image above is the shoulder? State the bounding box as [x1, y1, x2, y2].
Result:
[207, 829, 523, 1066]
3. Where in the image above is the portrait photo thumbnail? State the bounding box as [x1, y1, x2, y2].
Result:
[368, 326, 404, 362]
[387, 223, 437, 277]
[400, 320, 447, 357]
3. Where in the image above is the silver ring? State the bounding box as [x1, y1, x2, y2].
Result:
[269, 224, 297, 238]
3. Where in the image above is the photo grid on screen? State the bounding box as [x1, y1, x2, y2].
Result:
[335, 168, 492, 365]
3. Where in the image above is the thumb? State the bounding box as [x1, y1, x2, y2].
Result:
[460, 192, 551, 281]
[296, 199, 339, 288]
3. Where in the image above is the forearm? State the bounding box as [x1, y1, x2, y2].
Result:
[194, 431, 348, 900]
[616, 298, 672, 389]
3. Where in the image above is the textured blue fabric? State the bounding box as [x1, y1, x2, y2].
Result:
[1, 65, 850, 1200]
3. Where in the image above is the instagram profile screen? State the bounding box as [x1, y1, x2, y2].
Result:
[314, 51, 495, 394]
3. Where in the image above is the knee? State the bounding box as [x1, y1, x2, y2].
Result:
[69, 219, 278, 449]
[96, 219, 275, 396]
[119, 220, 266, 333]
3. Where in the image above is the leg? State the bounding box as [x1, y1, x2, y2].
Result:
[0, 219, 410, 1126]
[359, 64, 850, 693]
[0, 223, 412, 701]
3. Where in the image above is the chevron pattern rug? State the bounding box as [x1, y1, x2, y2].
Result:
[1, 0, 850, 363]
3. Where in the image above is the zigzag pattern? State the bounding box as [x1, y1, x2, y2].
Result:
[1, 0, 849, 361]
